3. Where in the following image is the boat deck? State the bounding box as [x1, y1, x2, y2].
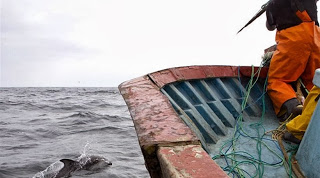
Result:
[162, 77, 286, 177]
[119, 65, 293, 177]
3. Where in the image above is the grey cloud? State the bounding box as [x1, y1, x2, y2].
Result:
[1, 0, 100, 87]
[1, 0, 94, 62]
[2, 35, 88, 62]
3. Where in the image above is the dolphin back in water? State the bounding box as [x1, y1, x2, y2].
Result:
[33, 155, 112, 178]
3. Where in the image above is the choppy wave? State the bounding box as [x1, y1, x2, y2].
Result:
[62, 111, 126, 121]
[82, 88, 119, 95]
[66, 111, 104, 119]
[0, 88, 149, 178]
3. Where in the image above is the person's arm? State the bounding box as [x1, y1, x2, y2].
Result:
[266, 2, 276, 31]
[266, 20, 276, 31]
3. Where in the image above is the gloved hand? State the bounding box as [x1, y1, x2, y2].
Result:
[278, 98, 301, 122]
[283, 131, 301, 144]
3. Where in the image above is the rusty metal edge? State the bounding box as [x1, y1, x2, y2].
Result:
[157, 145, 229, 178]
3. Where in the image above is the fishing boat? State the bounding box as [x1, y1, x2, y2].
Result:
[118, 65, 320, 178]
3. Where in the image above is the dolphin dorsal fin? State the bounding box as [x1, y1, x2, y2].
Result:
[60, 159, 80, 171]
[55, 159, 79, 177]
[60, 159, 76, 167]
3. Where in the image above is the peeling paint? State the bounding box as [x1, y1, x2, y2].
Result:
[194, 153, 202, 159]
[157, 145, 228, 178]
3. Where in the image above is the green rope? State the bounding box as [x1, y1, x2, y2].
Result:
[212, 65, 286, 178]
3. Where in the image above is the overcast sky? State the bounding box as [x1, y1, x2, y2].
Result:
[1, 0, 297, 87]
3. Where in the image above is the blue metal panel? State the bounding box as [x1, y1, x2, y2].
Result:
[162, 85, 219, 145]
[161, 77, 273, 148]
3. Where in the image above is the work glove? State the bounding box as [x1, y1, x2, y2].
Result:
[278, 98, 301, 122]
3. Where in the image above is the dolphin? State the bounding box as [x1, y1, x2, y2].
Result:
[77, 155, 112, 171]
[33, 155, 112, 178]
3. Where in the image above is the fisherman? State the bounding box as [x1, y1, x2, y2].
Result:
[266, 0, 320, 121]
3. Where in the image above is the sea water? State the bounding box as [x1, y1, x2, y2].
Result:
[0, 87, 150, 178]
